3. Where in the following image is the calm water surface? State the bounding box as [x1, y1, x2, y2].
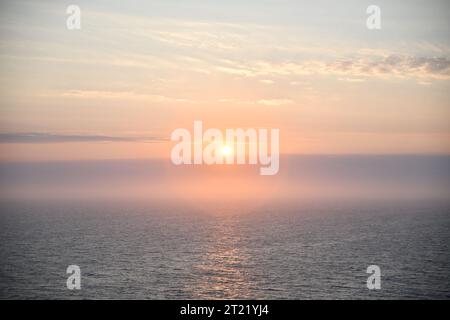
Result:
[0, 200, 449, 299]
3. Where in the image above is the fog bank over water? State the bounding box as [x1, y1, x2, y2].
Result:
[0, 155, 448, 202]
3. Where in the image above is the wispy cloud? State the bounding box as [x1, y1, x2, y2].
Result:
[42, 90, 197, 104]
[257, 99, 293, 106]
[0, 133, 165, 144]
[328, 55, 450, 81]
[214, 54, 450, 83]
[217, 98, 293, 106]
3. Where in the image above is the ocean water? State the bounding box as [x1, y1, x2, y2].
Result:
[0, 199, 449, 299]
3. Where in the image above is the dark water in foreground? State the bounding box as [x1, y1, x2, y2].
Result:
[0, 200, 449, 299]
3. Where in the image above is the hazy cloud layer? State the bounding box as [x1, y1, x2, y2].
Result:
[0, 155, 448, 201]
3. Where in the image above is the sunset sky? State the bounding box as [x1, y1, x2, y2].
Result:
[0, 0, 449, 161]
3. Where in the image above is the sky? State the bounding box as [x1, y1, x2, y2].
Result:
[0, 0, 449, 161]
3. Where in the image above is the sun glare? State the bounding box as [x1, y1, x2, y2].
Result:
[221, 145, 232, 156]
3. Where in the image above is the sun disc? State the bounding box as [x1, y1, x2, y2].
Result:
[221, 145, 232, 155]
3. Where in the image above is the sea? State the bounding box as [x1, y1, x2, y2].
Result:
[0, 199, 449, 299]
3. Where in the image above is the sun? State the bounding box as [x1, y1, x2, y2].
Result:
[221, 145, 232, 156]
